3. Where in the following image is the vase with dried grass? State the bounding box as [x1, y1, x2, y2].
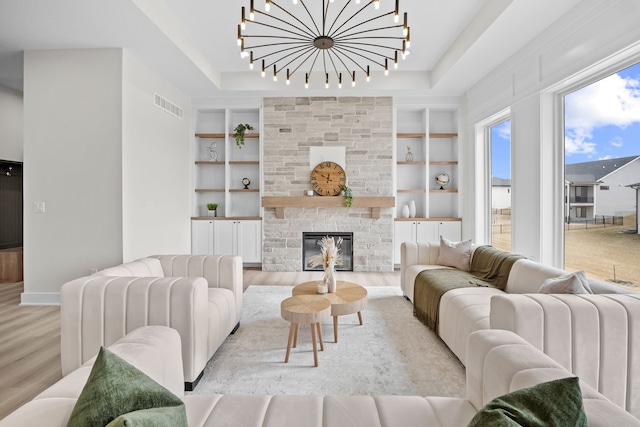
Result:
[307, 236, 344, 293]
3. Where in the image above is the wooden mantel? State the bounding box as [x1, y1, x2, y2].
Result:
[262, 196, 395, 219]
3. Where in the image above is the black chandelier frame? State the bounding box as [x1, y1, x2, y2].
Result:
[238, 0, 410, 88]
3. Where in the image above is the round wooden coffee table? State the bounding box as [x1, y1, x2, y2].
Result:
[293, 280, 368, 343]
[281, 295, 331, 367]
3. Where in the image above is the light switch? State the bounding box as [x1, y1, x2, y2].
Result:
[34, 202, 45, 213]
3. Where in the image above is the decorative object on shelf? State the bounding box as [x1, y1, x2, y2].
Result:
[341, 184, 353, 208]
[242, 177, 251, 189]
[310, 161, 346, 196]
[207, 203, 218, 217]
[233, 123, 254, 148]
[307, 236, 343, 293]
[409, 200, 416, 218]
[435, 172, 450, 190]
[405, 145, 414, 162]
[237, 0, 410, 89]
[207, 141, 218, 161]
[306, 190, 314, 196]
[401, 204, 410, 218]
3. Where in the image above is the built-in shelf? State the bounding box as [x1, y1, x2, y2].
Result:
[395, 217, 461, 221]
[230, 189, 260, 192]
[262, 196, 395, 219]
[195, 161, 224, 165]
[195, 189, 225, 193]
[195, 133, 260, 139]
[396, 133, 458, 139]
[397, 189, 426, 193]
[229, 161, 259, 165]
[430, 161, 458, 165]
[430, 189, 458, 193]
[397, 161, 427, 165]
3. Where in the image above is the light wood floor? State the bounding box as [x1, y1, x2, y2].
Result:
[0, 269, 400, 420]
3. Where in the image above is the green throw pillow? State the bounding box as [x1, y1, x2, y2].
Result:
[66, 346, 187, 427]
[467, 377, 587, 427]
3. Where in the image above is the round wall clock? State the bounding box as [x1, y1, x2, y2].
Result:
[310, 161, 346, 196]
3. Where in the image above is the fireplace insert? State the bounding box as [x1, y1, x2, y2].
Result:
[302, 232, 353, 271]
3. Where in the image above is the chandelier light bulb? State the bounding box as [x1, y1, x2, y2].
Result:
[374, 0, 379, 10]
[394, 51, 398, 69]
[384, 58, 389, 76]
[293, 0, 297, 3]
[265, 0, 270, 12]
[338, 73, 342, 89]
[352, 71, 356, 87]
[286, 69, 290, 85]
[273, 64, 277, 81]
[305, 73, 309, 89]
[406, 27, 411, 48]
[366, 66, 370, 82]
[355, 0, 360, 4]
[325, 73, 329, 89]
[249, 0, 255, 20]
[237, 25, 242, 46]
[241, 7, 246, 30]
[261, 60, 266, 77]
[394, 0, 399, 23]
[249, 52, 254, 69]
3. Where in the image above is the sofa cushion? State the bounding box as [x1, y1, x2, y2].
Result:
[94, 258, 165, 277]
[538, 270, 593, 294]
[467, 377, 587, 426]
[437, 236, 473, 271]
[66, 346, 187, 427]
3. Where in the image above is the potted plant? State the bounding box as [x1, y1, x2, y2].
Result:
[207, 203, 218, 217]
[341, 185, 353, 208]
[233, 123, 254, 148]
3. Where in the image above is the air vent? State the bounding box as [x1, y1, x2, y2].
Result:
[154, 93, 184, 119]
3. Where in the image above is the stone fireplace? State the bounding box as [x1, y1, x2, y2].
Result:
[261, 96, 394, 272]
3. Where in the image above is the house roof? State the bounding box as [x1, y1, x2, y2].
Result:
[565, 156, 640, 184]
[492, 177, 511, 186]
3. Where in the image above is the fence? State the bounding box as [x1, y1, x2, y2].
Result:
[565, 215, 623, 230]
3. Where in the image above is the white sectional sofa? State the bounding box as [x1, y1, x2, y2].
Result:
[60, 254, 242, 390]
[3, 325, 638, 427]
[401, 240, 640, 418]
[401, 241, 628, 365]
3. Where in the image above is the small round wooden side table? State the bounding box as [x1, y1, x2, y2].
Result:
[280, 295, 331, 367]
[293, 280, 368, 343]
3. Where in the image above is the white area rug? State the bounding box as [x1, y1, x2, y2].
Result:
[192, 286, 465, 397]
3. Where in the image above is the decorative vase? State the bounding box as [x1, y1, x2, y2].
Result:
[324, 267, 337, 293]
[409, 200, 416, 218]
[207, 210, 217, 217]
[401, 204, 410, 218]
[405, 146, 414, 162]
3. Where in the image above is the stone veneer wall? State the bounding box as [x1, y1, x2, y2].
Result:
[262, 97, 394, 272]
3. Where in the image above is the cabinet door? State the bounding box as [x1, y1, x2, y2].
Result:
[238, 220, 262, 263]
[192, 220, 214, 255]
[394, 221, 416, 264]
[213, 221, 236, 256]
[438, 221, 462, 241]
[416, 221, 439, 242]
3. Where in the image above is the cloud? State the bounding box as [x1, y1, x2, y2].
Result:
[610, 136, 624, 148]
[493, 120, 511, 141]
[565, 72, 640, 155]
[599, 155, 612, 160]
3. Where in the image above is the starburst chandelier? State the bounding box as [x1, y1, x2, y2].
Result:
[237, 0, 410, 88]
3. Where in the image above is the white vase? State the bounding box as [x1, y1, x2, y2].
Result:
[401, 204, 410, 218]
[409, 200, 416, 218]
[325, 268, 337, 293]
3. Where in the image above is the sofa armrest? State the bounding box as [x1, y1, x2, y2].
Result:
[400, 242, 440, 296]
[61, 276, 209, 384]
[152, 255, 243, 324]
[490, 293, 640, 417]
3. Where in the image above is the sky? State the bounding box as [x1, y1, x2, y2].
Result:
[490, 61, 640, 179]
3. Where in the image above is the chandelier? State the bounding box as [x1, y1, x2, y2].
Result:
[237, 0, 410, 88]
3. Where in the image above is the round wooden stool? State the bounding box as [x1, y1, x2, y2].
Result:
[281, 295, 331, 367]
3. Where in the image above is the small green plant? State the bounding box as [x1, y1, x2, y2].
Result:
[233, 123, 255, 148]
[341, 185, 353, 208]
[207, 203, 218, 210]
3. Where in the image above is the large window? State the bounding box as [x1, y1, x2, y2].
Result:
[563, 61, 640, 291]
[490, 119, 511, 251]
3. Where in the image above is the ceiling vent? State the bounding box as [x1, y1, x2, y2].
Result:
[154, 93, 183, 119]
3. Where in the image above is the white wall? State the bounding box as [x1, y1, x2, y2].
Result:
[23, 49, 124, 304]
[0, 85, 23, 161]
[122, 51, 191, 261]
[22, 48, 191, 304]
[465, 0, 640, 265]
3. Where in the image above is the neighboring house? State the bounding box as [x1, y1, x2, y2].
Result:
[491, 177, 511, 210]
[627, 182, 640, 234]
[565, 156, 640, 221]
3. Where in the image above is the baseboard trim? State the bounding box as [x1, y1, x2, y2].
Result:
[20, 292, 61, 306]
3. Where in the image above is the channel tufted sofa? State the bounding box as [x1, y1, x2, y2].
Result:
[60, 254, 242, 390]
[401, 240, 640, 418]
[2, 325, 638, 426]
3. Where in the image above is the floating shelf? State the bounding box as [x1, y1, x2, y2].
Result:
[429, 189, 458, 193]
[195, 161, 225, 165]
[230, 189, 260, 192]
[262, 196, 395, 219]
[397, 189, 426, 193]
[195, 189, 225, 193]
[397, 161, 427, 165]
[195, 133, 260, 139]
[430, 161, 458, 165]
[229, 161, 260, 165]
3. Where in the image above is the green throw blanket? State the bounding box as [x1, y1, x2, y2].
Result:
[413, 245, 524, 333]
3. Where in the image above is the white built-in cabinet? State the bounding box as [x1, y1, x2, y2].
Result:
[213, 220, 262, 263]
[191, 107, 262, 264]
[394, 107, 461, 264]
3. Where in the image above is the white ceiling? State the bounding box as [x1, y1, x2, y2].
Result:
[0, 0, 581, 97]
